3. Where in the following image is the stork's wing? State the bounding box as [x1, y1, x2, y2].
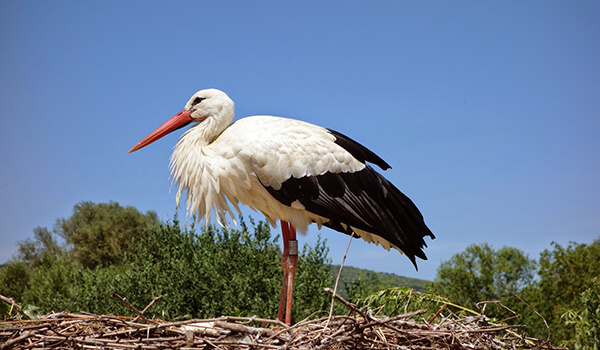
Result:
[217, 115, 434, 268]
[258, 126, 434, 269]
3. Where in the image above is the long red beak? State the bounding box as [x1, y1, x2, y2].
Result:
[129, 109, 194, 153]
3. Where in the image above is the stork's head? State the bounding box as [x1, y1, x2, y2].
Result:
[129, 88, 235, 153]
[184, 88, 235, 122]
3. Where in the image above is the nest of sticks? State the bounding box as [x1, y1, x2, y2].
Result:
[1, 290, 564, 350]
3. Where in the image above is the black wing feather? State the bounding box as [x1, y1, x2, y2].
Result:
[263, 166, 434, 269]
[261, 129, 434, 269]
[327, 129, 391, 170]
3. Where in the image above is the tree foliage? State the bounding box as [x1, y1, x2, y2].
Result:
[56, 201, 160, 268]
[521, 239, 600, 348]
[111, 217, 289, 319]
[427, 243, 536, 311]
[561, 277, 600, 350]
[0, 202, 333, 323]
[426, 240, 600, 348]
[0, 261, 31, 303]
[17, 227, 63, 268]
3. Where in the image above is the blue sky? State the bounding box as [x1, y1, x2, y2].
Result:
[1, 1, 598, 281]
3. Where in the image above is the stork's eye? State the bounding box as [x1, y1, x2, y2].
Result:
[192, 97, 205, 106]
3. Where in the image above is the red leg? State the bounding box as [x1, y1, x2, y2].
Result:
[277, 221, 290, 322]
[285, 224, 297, 325]
[277, 221, 298, 325]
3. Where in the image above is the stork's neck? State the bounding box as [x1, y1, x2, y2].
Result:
[181, 105, 234, 147]
[183, 119, 224, 147]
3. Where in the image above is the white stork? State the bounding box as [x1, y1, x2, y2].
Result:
[129, 88, 435, 324]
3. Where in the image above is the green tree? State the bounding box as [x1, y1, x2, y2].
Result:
[0, 261, 31, 305]
[0, 202, 159, 308]
[56, 201, 160, 268]
[427, 243, 536, 314]
[17, 226, 64, 268]
[561, 277, 600, 350]
[521, 239, 600, 347]
[21, 255, 82, 311]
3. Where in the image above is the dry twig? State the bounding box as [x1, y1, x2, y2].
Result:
[111, 292, 158, 324]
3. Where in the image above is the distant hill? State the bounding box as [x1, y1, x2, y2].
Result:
[329, 265, 430, 298]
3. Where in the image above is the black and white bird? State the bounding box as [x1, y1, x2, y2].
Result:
[129, 88, 435, 324]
